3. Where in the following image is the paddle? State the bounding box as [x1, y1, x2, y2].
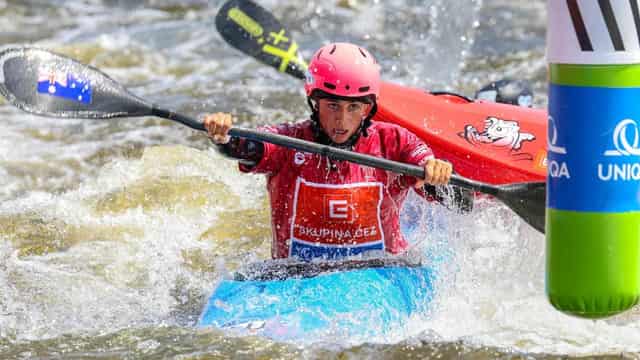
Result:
[215, 0, 307, 80]
[0, 46, 545, 233]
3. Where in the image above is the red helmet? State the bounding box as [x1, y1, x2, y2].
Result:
[304, 42, 380, 101]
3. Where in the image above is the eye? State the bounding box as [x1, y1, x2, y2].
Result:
[348, 103, 363, 112]
[327, 103, 339, 111]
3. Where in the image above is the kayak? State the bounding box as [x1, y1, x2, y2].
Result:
[376, 82, 548, 184]
[198, 259, 435, 340]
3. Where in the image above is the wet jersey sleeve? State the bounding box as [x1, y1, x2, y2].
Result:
[216, 137, 264, 166]
[394, 127, 434, 188]
[236, 123, 294, 175]
[397, 128, 434, 166]
[390, 127, 437, 196]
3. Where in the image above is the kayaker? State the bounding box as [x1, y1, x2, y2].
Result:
[204, 42, 473, 261]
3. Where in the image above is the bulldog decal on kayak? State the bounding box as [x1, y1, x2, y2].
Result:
[459, 117, 536, 159]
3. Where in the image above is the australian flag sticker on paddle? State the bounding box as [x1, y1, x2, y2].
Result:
[37, 69, 92, 104]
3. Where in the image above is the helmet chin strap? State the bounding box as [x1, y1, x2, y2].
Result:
[307, 97, 377, 150]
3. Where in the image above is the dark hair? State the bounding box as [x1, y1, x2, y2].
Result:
[309, 89, 375, 105]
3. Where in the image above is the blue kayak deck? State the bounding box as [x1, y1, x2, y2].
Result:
[198, 264, 435, 340]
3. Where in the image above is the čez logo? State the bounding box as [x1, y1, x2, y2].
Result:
[598, 119, 640, 182]
[547, 116, 570, 179]
[324, 194, 353, 223]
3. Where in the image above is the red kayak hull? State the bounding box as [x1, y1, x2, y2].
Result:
[375, 82, 547, 184]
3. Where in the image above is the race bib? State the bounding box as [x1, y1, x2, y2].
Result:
[289, 178, 384, 260]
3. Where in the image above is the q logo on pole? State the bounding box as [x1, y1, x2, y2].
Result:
[603, 118, 640, 156]
[547, 116, 570, 179]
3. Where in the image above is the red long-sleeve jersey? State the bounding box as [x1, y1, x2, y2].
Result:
[239, 120, 434, 260]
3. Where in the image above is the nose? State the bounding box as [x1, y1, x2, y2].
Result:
[335, 106, 349, 123]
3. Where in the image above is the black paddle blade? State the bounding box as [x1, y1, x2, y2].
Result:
[0, 46, 152, 119]
[494, 181, 546, 234]
[215, 0, 307, 80]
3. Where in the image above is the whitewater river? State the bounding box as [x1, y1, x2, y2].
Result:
[1, 0, 639, 358]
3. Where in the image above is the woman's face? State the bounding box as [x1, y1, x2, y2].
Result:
[317, 98, 371, 144]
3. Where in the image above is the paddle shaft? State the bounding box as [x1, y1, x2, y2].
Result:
[151, 107, 493, 194]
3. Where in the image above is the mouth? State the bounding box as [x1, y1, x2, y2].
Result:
[333, 129, 348, 136]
